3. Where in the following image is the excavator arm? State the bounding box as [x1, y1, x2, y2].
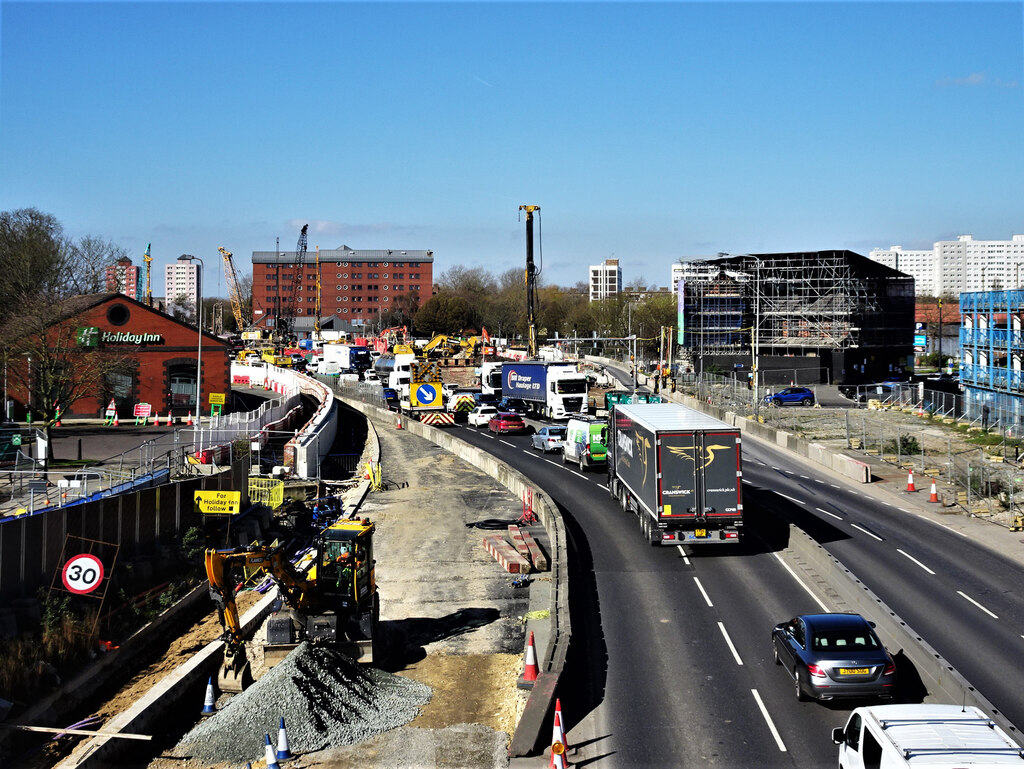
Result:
[204, 546, 314, 691]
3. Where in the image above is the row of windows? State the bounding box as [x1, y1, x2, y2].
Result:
[260, 284, 420, 294]
[261, 272, 425, 282]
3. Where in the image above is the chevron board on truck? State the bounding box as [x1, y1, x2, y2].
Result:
[420, 411, 455, 426]
[411, 382, 443, 408]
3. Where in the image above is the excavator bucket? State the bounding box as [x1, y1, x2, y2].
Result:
[217, 660, 253, 693]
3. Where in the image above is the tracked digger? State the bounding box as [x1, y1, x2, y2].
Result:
[204, 517, 379, 692]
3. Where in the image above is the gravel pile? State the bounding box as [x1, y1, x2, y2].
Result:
[176, 642, 432, 763]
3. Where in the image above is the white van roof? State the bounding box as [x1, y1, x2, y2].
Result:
[862, 704, 1024, 765]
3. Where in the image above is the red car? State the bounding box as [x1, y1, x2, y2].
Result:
[488, 412, 527, 434]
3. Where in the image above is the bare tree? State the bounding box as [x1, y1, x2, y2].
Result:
[69, 235, 130, 295]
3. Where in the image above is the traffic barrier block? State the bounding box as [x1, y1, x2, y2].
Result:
[482, 535, 531, 574]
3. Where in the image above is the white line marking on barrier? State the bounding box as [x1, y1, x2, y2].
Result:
[957, 590, 999, 619]
[752, 689, 788, 752]
[851, 523, 883, 541]
[773, 552, 829, 612]
[718, 622, 743, 665]
[693, 577, 713, 607]
[896, 549, 936, 575]
[816, 508, 842, 520]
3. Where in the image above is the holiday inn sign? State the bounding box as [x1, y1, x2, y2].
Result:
[76, 327, 165, 347]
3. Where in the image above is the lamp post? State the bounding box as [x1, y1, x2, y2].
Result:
[182, 255, 204, 428]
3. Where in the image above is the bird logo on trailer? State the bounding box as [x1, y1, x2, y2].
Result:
[667, 443, 731, 470]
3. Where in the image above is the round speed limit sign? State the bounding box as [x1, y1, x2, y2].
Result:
[61, 554, 104, 595]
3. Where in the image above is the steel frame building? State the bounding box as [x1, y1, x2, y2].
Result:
[678, 251, 914, 385]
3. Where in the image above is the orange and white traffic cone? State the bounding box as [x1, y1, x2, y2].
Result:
[112, 412, 119, 427]
[186, 411, 194, 426]
[521, 631, 538, 686]
[549, 698, 570, 768]
[906, 469, 916, 492]
[396, 414, 403, 430]
[929, 479, 939, 503]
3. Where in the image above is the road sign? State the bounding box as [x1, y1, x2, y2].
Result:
[61, 553, 104, 595]
[194, 490, 241, 515]
[104, 399, 117, 416]
[208, 392, 226, 406]
[412, 383, 441, 408]
[133, 403, 152, 418]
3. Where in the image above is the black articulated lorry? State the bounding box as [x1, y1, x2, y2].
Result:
[607, 402, 743, 545]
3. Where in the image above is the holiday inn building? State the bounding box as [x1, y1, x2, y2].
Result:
[8, 293, 231, 421]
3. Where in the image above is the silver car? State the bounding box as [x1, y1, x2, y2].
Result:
[531, 426, 567, 453]
[772, 613, 896, 701]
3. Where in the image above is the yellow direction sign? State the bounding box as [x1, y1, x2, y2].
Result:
[208, 392, 226, 405]
[194, 490, 241, 515]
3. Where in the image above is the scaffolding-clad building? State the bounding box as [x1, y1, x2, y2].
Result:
[678, 250, 914, 385]
[960, 290, 1024, 428]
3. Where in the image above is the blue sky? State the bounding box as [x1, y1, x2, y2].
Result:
[2, 1, 1021, 295]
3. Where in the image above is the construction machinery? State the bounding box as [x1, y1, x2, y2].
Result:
[143, 243, 153, 306]
[204, 517, 379, 692]
[519, 205, 541, 358]
[313, 245, 322, 339]
[219, 246, 249, 333]
[279, 224, 308, 342]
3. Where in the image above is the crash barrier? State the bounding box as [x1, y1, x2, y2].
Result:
[338, 396, 569, 757]
[781, 523, 1020, 738]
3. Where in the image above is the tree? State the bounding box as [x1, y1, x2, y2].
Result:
[69, 235, 130, 295]
[413, 293, 477, 335]
[0, 208, 74, 325]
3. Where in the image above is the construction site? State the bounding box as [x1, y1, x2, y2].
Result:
[677, 250, 915, 386]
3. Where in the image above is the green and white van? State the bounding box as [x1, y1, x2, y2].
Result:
[563, 416, 608, 471]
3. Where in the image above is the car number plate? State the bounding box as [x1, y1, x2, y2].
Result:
[693, 529, 707, 538]
[839, 667, 869, 675]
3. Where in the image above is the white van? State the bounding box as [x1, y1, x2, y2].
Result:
[833, 704, 1024, 768]
[562, 416, 608, 471]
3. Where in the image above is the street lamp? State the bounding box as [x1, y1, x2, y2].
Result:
[181, 255, 204, 427]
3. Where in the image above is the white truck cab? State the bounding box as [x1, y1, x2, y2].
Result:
[833, 704, 1024, 768]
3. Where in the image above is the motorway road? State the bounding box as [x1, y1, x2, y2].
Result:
[455, 408, 1024, 766]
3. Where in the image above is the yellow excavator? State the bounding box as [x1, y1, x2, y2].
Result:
[204, 517, 378, 692]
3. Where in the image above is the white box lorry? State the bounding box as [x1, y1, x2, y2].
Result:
[832, 704, 1024, 768]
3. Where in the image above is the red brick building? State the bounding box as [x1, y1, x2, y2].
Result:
[7, 293, 231, 420]
[250, 245, 434, 335]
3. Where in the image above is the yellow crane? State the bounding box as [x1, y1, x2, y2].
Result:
[314, 245, 322, 339]
[143, 243, 153, 306]
[219, 246, 248, 332]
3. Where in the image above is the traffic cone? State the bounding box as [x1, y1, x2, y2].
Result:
[276, 717, 291, 760]
[929, 479, 939, 503]
[906, 469, 916, 492]
[396, 413, 403, 430]
[263, 734, 280, 769]
[549, 698, 570, 768]
[201, 677, 216, 716]
[187, 411, 194, 426]
[112, 412, 119, 427]
[166, 412, 173, 426]
[521, 631, 539, 686]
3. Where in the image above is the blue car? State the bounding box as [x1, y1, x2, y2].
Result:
[764, 387, 815, 407]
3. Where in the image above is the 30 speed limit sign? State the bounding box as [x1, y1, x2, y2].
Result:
[61, 554, 104, 595]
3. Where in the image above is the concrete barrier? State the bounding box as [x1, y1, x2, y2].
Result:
[780, 524, 1020, 738]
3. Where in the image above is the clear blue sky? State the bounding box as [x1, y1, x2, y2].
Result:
[2, 1, 1021, 295]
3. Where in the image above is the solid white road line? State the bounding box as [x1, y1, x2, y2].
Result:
[896, 548, 936, 575]
[851, 523, 884, 541]
[718, 622, 743, 665]
[773, 553, 829, 612]
[957, 590, 999, 619]
[777, 493, 805, 505]
[693, 577, 713, 607]
[751, 689, 788, 752]
[816, 507, 842, 520]
[570, 470, 587, 480]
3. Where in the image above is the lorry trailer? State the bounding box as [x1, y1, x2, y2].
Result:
[607, 402, 743, 545]
[501, 360, 588, 420]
